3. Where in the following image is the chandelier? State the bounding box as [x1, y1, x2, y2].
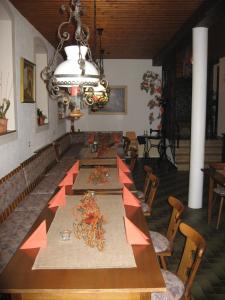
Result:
[41, 0, 110, 112]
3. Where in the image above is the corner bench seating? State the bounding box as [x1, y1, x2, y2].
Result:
[0, 131, 124, 273]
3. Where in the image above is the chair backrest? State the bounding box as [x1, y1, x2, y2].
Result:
[143, 165, 153, 200]
[166, 196, 185, 247]
[129, 147, 138, 172]
[177, 222, 206, 299]
[122, 136, 131, 155]
[145, 173, 159, 215]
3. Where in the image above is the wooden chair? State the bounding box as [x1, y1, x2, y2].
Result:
[152, 222, 206, 300]
[150, 196, 185, 269]
[129, 147, 138, 172]
[141, 173, 159, 216]
[122, 136, 131, 156]
[134, 165, 153, 202]
[213, 186, 225, 229]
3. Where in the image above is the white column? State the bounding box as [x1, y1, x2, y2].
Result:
[188, 27, 208, 209]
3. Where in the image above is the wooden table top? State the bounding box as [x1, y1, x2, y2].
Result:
[203, 163, 225, 186]
[0, 199, 166, 294]
[72, 168, 123, 193]
[78, 145, 124, 159]
[80, 158, 117, 167]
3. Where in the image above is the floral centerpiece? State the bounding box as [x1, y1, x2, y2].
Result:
[97, 145, 110, 157]
[88, 166, 109, 185]
[73, 192, 106, 251]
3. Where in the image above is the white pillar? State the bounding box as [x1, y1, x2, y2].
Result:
[188, 27, 208, 209]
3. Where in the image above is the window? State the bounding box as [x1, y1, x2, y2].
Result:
[34, 37, 49, 126]
[0, 2, 16, 133]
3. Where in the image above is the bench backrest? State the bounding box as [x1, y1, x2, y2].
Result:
[54, 133, 71, 157]
[0, 166, 27, 223]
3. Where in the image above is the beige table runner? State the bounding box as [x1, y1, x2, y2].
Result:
[80, 158, 116, 166]
[79, 147, 118, 159]
[72, 168, 123, 191]
[33, 195, 136, 269]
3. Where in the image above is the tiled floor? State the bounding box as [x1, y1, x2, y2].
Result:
[133, 158, 225, 300]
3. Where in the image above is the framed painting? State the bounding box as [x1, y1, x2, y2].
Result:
[90, 85, 127, 115]
[20, 58, 36, 103]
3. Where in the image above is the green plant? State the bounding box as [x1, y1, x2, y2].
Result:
[0, 98, 10, 119]
[37, 108, 47, 118]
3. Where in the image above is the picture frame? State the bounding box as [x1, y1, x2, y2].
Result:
[20, 58, 36, 103]
[90, 85, 127, 115]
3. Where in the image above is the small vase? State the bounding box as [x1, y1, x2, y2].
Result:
[0, 118, 8, 134]
[38, 116, 45, 126]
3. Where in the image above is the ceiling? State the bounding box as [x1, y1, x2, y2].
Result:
[9, 0, 205, 61]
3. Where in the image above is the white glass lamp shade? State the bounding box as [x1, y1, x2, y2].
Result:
[54, 45, 100, 87]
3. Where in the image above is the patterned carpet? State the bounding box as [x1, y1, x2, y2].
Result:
[133, 158, 225, 300]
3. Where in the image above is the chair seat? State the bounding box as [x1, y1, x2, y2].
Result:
[151, 269, 185, 300]
[214, 186, 225, 196]
[150, 231, 170, 253]
[141, 202, 150, 213]
[135, 190, 144, 199]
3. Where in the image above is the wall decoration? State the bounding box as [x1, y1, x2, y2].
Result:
[140, 71, 163, 133]
[20, 58, 36, 103]
[89, 86, 127, 115]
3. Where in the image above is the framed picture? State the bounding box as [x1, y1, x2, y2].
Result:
[90, 85, 127, 114]
[20, 58, 36, 103]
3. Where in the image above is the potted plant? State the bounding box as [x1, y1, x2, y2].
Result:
[0, 98, 10, 134]
[37, 108, 46, 126]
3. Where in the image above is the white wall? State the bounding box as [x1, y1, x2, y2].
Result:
[0, 0, 66, 178]
[217, 57, 225, 136]
[68, 59, 161, 135]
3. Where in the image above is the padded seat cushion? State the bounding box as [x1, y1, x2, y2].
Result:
[214, 186, 225, 196]
[0, 210, 40, 273]
[150, 231, 170, 253]
[15, 193, 51, 212]
[135, 190, 144, 199]
[30, 174, 60, 194]
[152, 269, 185, 300]
[141, 202, 150, 213]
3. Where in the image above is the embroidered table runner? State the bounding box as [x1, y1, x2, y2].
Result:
[32, 195, 136, 269]
[72, 168, 123, 191]
[80, 158, 116, 166]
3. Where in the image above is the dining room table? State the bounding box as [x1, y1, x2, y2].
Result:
[72, 167, 124, 194]
[203, 162, 225, 224]
[0, 146, 166, 300]
[0, 193, 166, 300]
[80, 158, 117, 167]
[78, 144, 124, 160]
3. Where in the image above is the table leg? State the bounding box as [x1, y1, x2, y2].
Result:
[208, 176, 215, 224]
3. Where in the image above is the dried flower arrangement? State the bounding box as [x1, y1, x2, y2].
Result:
[73, 192, 106, 251]
[88, 166, 109, 185]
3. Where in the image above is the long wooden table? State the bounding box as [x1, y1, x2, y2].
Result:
[0, 198, 166, 300]
[203, 163, 225, 224]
